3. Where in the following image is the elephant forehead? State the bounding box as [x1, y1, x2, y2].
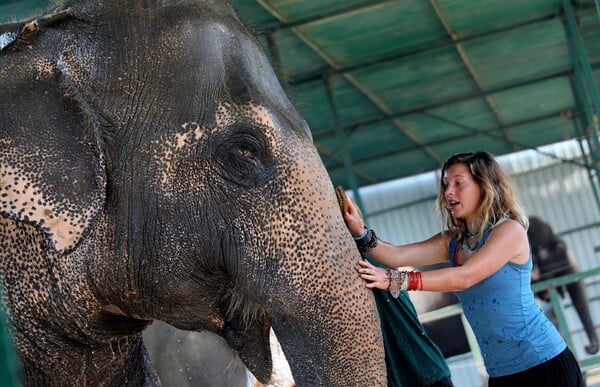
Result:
[0, 163, 93, 253]
[214, 102, 277, 134]
[152, 102, 277, 190]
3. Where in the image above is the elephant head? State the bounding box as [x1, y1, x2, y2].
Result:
[0, 0, 386, 385]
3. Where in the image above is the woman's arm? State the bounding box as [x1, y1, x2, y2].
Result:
[358, 219, 530, 292]
[364, 233, 451, 268]
[343, 197, 450, 267]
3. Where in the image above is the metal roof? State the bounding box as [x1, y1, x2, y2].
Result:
[4, 0, 600, 190]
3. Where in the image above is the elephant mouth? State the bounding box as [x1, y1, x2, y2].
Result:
[219, 302, 273, 383]
[90, 306, 153, 339]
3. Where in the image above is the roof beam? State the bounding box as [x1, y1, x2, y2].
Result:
[324, 108, 585, 169]
[274, 7, 564, 83]
[430, 0, 517, 150]
[255, 0, 388, 27]
[314, 67, 580, 141]
[338, 72, 445, 168]
[315, 143, 379, 184]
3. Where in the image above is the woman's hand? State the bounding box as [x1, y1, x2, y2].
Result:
[343, 197, 366, 237]
[357, 260, 389, 290]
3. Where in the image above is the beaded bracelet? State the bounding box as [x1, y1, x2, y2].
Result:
[400, 271, 409, 292]
[389, 268, 401, 298]
[354, 227, 379, 253]
[385, 269, 392, 291]
[353, 227, 369, 240]
[389, 270, 423, 298]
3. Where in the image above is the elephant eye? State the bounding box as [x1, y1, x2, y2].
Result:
[216, 132, 272, 186]
[235, 140, 259, 164]
[229, 134, 261, 165]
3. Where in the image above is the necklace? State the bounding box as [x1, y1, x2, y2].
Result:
[466, 230, 478, 237]
[463, 235, 478, 251]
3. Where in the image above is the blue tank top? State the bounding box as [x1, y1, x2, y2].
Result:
[449, 229, 566, 377]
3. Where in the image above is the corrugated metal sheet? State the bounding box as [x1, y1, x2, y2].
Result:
[349, 139, 600, 385]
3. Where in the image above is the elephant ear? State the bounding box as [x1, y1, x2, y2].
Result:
[0, 13, 107, 254]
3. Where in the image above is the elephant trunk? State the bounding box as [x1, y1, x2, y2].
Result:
[271, 241, 386, 386]
[262, 186, 386, 385]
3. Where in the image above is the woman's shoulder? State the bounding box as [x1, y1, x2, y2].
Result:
[489, 218, 530, 262]
[488, 218, 528, 242]
[436, 230, 453, 244]
[495, 217, 527, 234]
[480, 218, 527, 247]
[422, 231, 452, 255]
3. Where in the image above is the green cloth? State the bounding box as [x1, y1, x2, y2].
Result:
[367, 257, 450, 387]
[0, 298, 21, 386]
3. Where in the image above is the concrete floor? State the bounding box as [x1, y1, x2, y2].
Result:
[587, 366, 600, 387]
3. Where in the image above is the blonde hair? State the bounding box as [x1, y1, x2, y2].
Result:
[435, 151, 528, 240]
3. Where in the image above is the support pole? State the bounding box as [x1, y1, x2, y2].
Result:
[573, 116, 600, 212]
[325, 75, 368, 222]
[563, 0, 600, 206]
[571, 70, 600, 212]
[563, 0, 600, 127]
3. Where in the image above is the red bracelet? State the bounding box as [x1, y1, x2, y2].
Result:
[407, 271, 423, 291]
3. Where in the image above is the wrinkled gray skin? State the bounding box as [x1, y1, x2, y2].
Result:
[411, 216, 599, 358]
[0, 1, 386, 385]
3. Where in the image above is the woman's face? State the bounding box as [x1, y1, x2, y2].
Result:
[443, 163, 482, 221]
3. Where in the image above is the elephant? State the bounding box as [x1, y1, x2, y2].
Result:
[410, 216, 599, 358]
[527, 216, 599, 355]
[0, 0, 387, 385]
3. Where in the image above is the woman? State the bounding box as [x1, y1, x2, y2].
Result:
[344, 151, 583, 387]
